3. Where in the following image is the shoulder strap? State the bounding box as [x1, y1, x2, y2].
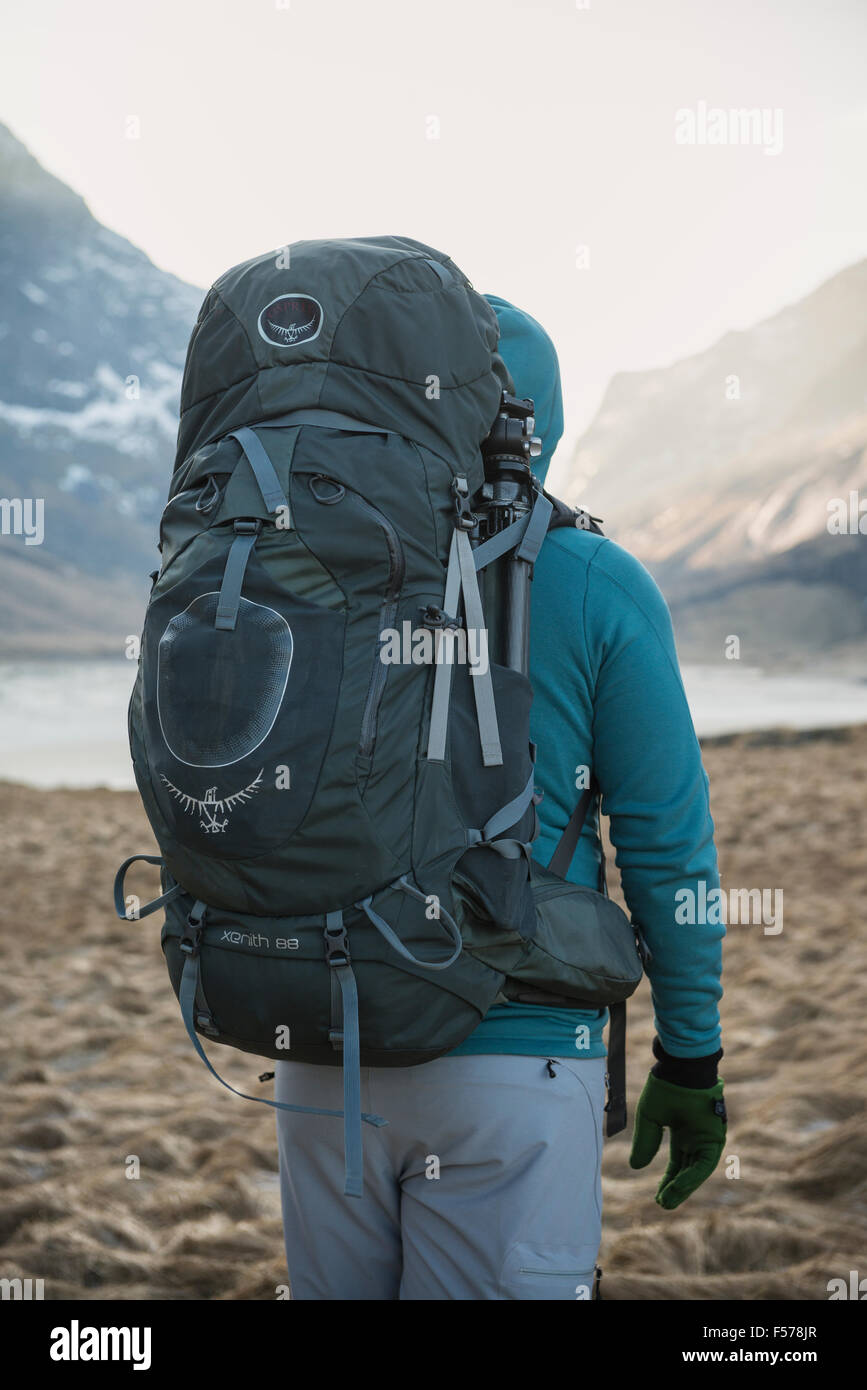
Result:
[543, 489, 605, 536]
[546, 775, 600, 880]
[605, 1001, 628, 1137]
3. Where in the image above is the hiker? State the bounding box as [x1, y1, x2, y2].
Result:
[117, 238, 726, 1303]
[271, 294, 726, 1300]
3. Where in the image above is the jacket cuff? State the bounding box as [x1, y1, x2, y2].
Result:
[652, 1035, 723, 1089]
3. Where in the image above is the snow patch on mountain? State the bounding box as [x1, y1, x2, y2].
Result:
[0, 360, 182, 459]
[20, 281, 48, 305]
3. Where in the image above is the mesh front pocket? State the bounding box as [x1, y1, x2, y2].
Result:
[158, 592, 293, 767]
[140, 539, 345, 858]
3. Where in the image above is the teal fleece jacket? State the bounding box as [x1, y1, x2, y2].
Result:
[449, 296, 724, 1061]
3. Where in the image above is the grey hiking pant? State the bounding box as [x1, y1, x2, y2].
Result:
[274, 1052, 606, 1300]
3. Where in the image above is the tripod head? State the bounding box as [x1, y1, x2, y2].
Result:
[482, 392, 542, 467]
[477, 393, 543, 539]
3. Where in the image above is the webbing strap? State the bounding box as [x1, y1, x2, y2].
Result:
[605, 1000, 627, 1136]
[331, 960, 364, 1197]
[515, 492, 554, 564]
[395, 876, 465, 958]
[328, 974, 343, 1051]
[466, 832, 531, 860]
[471, 492, 553, 573]
[177, 949, 385, 1193]
[193, 965, 218, 1036]
[214, 526, 259, 631]
[547, 777, 599, 879]
[426, 528, 463, 761]
[358, 887, 463, 971]
[480, 766, 537, 841]
[454, 526, 502, 767]
[229, 426, 289, 513]
[326, 909, 344, 1052]
[113, 855, 184, 920]
[323, 908, 365, 1196]
[423, 257, 452, 286]
[472, 513, 531, 571]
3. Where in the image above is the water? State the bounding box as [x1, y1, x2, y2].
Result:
[680, 664, 867, 738]
[0, 659, 137, 789]
[0, 658, 864, 790]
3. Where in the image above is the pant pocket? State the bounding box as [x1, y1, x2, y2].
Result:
[500, 1243, 599, 1301]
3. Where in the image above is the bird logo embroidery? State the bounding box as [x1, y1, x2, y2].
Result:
[257, 293, 323, 347]
[160, 768, 265, 834]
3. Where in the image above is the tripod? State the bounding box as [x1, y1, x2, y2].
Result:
[475, 392, 543, 675]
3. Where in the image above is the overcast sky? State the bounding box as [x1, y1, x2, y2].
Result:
[3, 0, 866, 477]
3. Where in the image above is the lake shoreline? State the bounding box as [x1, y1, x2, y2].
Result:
[1, 658, 865, 790]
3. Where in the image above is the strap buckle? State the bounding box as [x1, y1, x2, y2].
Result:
[451, 476, 476, 532]
[179, 904, 206, 958]
[233, 518, 263, 536]
[418, 603, 458, 630]
[324, 922, 350, 967]
[179, 926, 202, 958]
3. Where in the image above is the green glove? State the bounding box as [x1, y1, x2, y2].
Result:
[629, 1072, 727, 1210]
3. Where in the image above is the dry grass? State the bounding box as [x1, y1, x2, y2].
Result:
[1, 724, 865, 1299]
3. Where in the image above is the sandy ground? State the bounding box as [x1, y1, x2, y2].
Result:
[1, 725, 865, 1300]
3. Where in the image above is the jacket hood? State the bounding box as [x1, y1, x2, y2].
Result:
[484, 294, 564, 487]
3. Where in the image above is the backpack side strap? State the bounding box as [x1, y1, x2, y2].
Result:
[471, 489, 553, 573]
[427, 483, 504, 767]
[546, 778, 600, 880]
[113, 855, 184, 920]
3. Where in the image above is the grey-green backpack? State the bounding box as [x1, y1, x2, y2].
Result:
[114, 236, 644, 1196]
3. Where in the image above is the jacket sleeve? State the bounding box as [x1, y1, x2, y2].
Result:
[583, 542, 724, 1057]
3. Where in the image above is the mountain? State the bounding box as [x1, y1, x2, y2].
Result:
[0, 122, 201, 655]
[561, 260, 867, 667]
[1, 119, 864, 668]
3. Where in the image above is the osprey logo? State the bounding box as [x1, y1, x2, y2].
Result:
[160, 768, 264, 833]
[257, 294, 323, 347]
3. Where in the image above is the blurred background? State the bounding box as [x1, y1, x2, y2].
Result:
[0, 0, 865, 1300]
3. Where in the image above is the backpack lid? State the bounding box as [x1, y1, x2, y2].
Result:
[174, 235, 510, 480]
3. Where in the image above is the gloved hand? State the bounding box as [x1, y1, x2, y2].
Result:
[628, 1039, 727, 1210]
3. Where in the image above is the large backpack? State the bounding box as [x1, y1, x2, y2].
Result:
[115, 236, 644, 1196]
